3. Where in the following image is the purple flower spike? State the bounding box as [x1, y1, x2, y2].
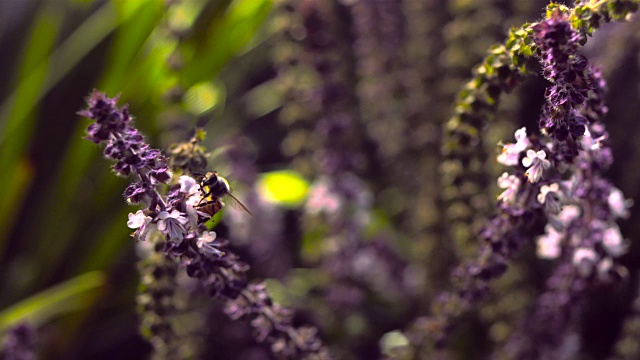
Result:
[81, 92, 330, 359]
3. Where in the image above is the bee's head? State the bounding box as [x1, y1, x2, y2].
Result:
[201, 171, 218, 186]
[203, 172, 231, 197]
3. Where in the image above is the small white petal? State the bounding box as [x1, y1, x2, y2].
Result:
[537, 192, 546, 204]
[541, 158, 551, 169]
[602, 226, 626, 257]
[536, 225, 562, 259]
[497, 173, 513, 188]
[179, 176, 198, 194]
[515, 127, 527, 142]
[198, 231, 217, 245]
[558, 205, 581, 225]
[597, 257, 613, 274]
[573, 248, 598, 276]
[536, 150, 547, 160]
[127, 210, 150, 229]
[608, 187, 631, 219]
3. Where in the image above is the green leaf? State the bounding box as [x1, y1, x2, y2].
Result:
[29, 0, 164, 288]
[206, 208, 225, 229]
[0, 1, 122, 140]
[258, 170, 310, 207]
[0, 271, 106, 332]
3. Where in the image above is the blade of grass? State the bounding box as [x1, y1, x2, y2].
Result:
[29, 0, 166, 288]
[77, 207, 132, 273]
[0, 1, 121, 140]
[0, 0, 128, 259]
[0, 271, 106, 333]
[180, 0, 272, 87]
[0, 4, 62, 258]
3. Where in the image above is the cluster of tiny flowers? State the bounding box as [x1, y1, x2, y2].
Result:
[81, 91, 328, 359]
[81, 94, 171, 182]
[420, 13, 633, 351]
[498, 262, 587, 359]
[493, 12, 632, 282]
[533, 10, 591, 163]
[459, 14, 634, 358]
[80, 92, 217, 252]
[496, 66, 630, 282]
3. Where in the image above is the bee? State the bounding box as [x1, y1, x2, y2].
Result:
[196, 171, 253, 219]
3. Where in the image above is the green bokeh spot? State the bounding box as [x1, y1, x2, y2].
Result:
[258, 170, 309, 207]
[184, 82, 223, 115]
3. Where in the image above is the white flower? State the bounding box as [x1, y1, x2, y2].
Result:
[157, 210, 188, 244]
[197, 231, 216, 246]
[197, 231, 224, 258]
[537, 183, 559, 204]
[557, 205, 581, 226]
[597, 257, 613, 276]
[179, 176, 204, 227]
[581, 127, 606, 151]
[127, 210, 153, 241]
[522, 149, 551, 183]
[497, 127, 530, 166]
[572, 247, 598, 277]
[306, 179, 342, 215]
[497, 173, 521, 204]
[573, 248, 597, 264]
[536, 224, 563, 259]
[608, 187, 632, 219]
[127, 210, 152, 229]
[538, 183, 562, 214]
[602, 225, 627, 257]
[179, 175, 199, 195]
[184, 193, 203, 229]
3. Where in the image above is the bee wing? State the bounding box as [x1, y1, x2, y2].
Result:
[224, 193, 254, 216]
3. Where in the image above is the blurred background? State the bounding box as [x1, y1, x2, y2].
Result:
[2, 0, 640, 359]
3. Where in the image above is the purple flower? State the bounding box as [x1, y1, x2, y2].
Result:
[1, 323, 36, 360]
[82, 92, 330, 359]
[80, 92, 171, 181]
[124, 182, 149, 204]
